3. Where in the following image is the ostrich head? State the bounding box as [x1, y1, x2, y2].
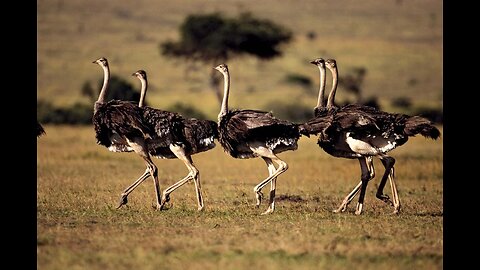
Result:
[132, 69, 147, 79]
[310, 58, 325, 67]
[93, 57, 111, 109]
[214, 64, 230, 121]
[310, 57, 327, 114]
[132, 70, 148, 108]
[93, 57, 108, 67]
[325, 59, 337, 71]
[214, 63, 228, 74]
[325, 58, 338, 109]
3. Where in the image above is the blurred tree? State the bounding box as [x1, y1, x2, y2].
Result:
[167, 102, 208, 120]
[284, 73, 313, 93]
[391, 97, 412, 109]
[337, 66, 380, 110]
[160, 12, 293, 104]
[338, 67, 367, 102]
[81, 75, 143, 105]
[81, 81, 96, 103]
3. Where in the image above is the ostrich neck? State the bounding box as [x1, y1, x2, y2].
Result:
[138, 77, 148, 108]
[218, 71, 230, 122]
[96, 64, 110, 104]
[315, 66, 326, 109]
[327, 67, 338, 109]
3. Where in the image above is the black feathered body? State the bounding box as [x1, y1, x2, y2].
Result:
[141, 107, 218, 159]
[218, 109, 300, 159]
[300, 104, 440, 159]
[183, 118, 218, 155]
[141, 106, 186, 159]
[93, 100, 152, 153]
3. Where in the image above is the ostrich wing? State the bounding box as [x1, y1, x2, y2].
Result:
[229, 109, 299, 141]
[141, 106, 187, 152]
[93, 100, 151, 148]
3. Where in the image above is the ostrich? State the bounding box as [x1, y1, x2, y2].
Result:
[300, 58, 441, 215]
[214, 63, 301, 215]
[92, 57, 166, 210]
[128, 69, 218, 211]
[37, 121, 46, 137]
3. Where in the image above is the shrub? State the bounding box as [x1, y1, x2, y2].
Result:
[37, 100, 93, 125]
[391, 97, 412, 109]
[264, 100, 313, 123]
[284, 73, 312, 91]
[166, 102, 209, 120]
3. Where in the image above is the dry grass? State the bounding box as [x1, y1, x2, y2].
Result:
[37, 1, 442, 268]
[37, 125, 443, 269]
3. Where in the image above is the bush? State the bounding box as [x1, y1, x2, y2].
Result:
[97, 75, 142, 104]
[264, 100, 313, 123]
[391, 97, 412, 109]
[284, 73, 312, 90]
[166, 102, 209, 120]
[37, 100, 93, 125]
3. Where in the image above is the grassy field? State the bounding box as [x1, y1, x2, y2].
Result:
[37, 125, 443, 269]
[37, 1, 443, 269]
[37, 0, 442, 119]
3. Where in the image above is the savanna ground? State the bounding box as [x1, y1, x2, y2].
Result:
[37, 125, 443, 269]
[37, 0, 443, 269]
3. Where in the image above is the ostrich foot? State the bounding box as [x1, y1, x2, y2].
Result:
[160, 194, 171, 210]
[355, 203, 364, 215]
[376, 193, 393, 206]
[116, 194, 128, 209]
[260, 207, 274, 215]
[255, 191, 264, 207]
[393, 204, 401, 215]
[333, 201, 349, 213]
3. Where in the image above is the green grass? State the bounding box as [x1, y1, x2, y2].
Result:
[37, 0, 442, 120]
[37, 125, 443, 269]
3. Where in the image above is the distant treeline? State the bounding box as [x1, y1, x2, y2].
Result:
[37, 98, 443, 126]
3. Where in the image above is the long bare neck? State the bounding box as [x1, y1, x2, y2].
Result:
[96, 64, 110, 104]
[326, 66, 338, 109]
[218, 70, 230, 122]
[138, 76, 148, 108]
[315, 65, 326, 109]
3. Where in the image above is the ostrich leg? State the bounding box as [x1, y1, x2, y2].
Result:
[160, 145, 204, 211]
[333, 157, 375, 213]
[252, 147, 288, 215]
[354, 157, 374, 215]
[126, 138, 162, 210]
[117, 169, 150, 209]
[374, 156, 400, 213]
[255, 157, 278, 215]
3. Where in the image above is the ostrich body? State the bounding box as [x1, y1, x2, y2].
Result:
[127, 70, 218, 211]
[215, 64, 300, 215]
[300, 58, 440, 215]
[37, 121, 46, 137]
[92, 57, 167, 210]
